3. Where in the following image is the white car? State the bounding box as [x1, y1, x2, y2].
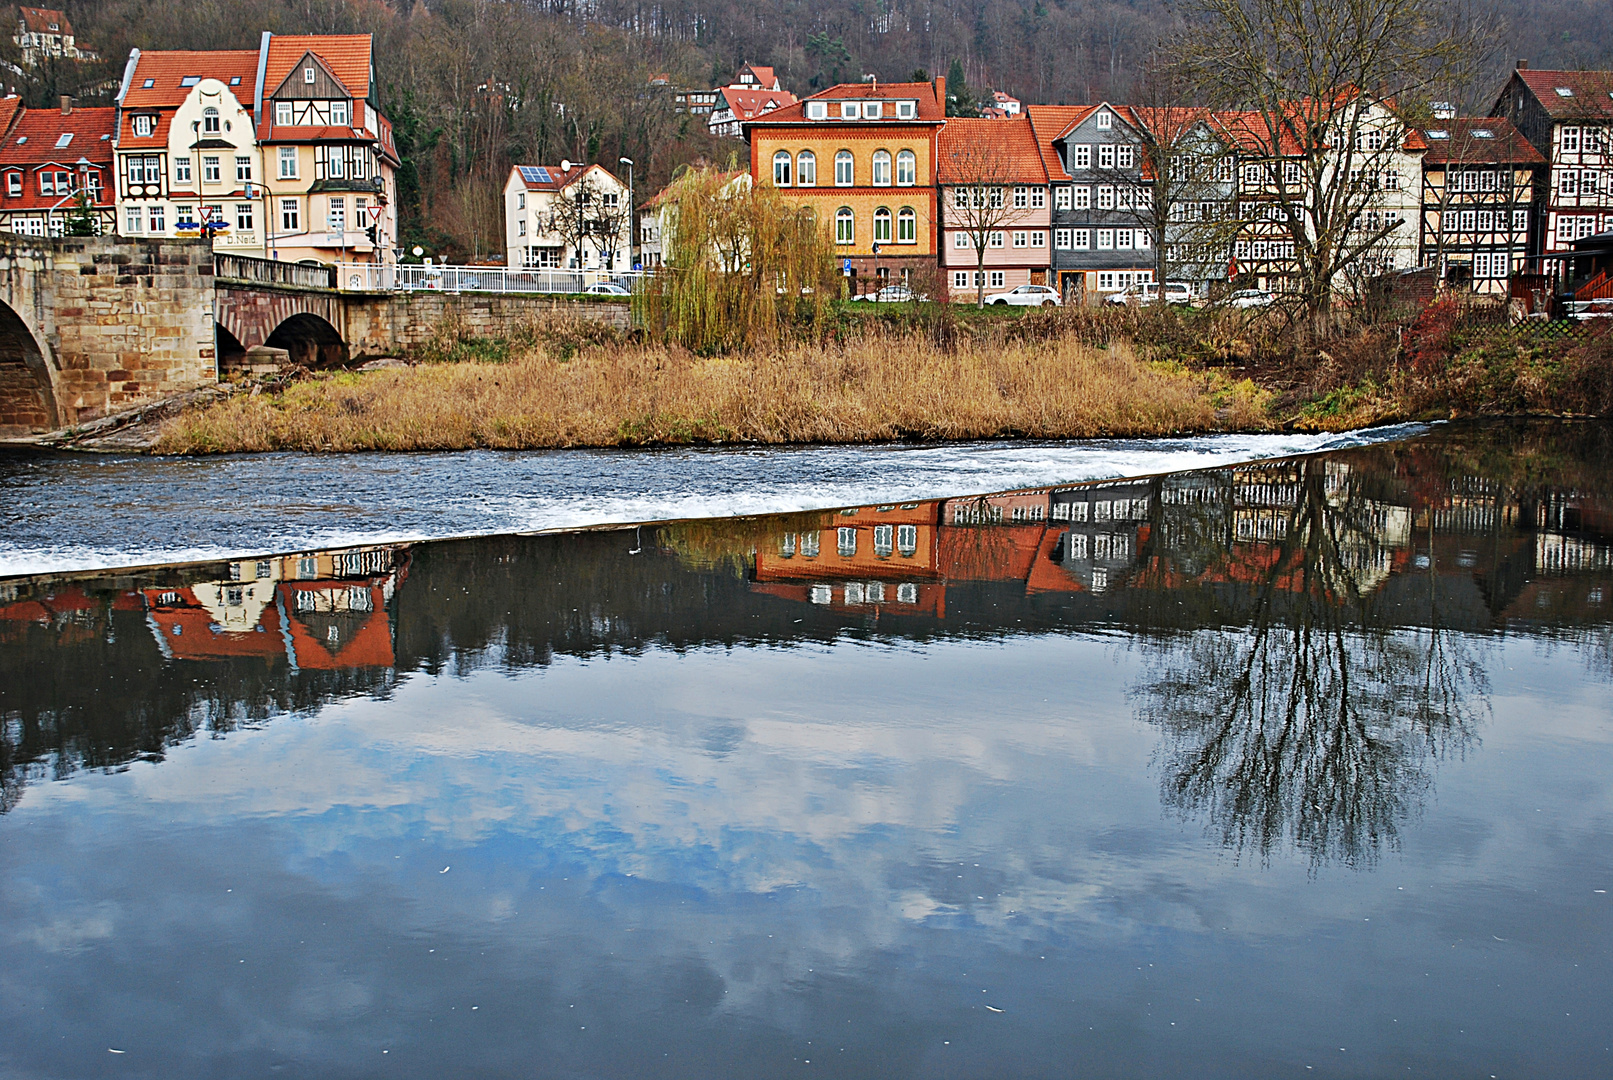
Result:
[984, 284, 1061, 307]
[852, 285, 920, 303]
[1105, 281, 1194, 306]
[1226, 288, 1276, 309]
[584, 281, 632, 296]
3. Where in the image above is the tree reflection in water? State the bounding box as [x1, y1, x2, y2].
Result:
[1134, 457, 1488, 870]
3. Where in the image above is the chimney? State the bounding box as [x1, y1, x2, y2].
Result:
[935, 74, 945, 109]
[1517, 59, 1528, 70]
[59, 94, 72, 115]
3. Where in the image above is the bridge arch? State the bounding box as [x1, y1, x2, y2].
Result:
[0, 296, 58, 434]
[213, 283, 348, 368]
[267, 312, 348, 368]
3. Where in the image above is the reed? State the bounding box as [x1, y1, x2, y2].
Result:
[153, 328, 1274, 454]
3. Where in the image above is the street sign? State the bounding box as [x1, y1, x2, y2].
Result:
[842, 258, 852, 276]
[367, 204, 383, 224]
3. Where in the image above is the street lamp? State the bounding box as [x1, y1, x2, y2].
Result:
[619, 156, 635, 271]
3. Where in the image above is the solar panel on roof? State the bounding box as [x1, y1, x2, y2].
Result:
[518, 165, 553, 185]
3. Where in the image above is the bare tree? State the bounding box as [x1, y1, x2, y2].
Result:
[1178, 0, 1500, 327]
[550, 172, 628, 270]
[939, 134, 1036, 307]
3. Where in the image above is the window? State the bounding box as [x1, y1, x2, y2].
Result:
[1514, 209, 1529, 232]
[328, 197, 345, 235]
[1072, 145, 1091, 169]
[1030, 230, 1045, 248]
[1562, 127, 1580, 154]
[1382, 170, 1399, 190]
[1099, 144, 1116, 169]
[4, 172, 17, 196]
[841, 101, 859, 119]
[897, 207, 916, 243]
[1012, 230, 1027, 247]
[1478, 209, 1494, 232]
[1135, 229, 1149, 249]
[236, 203, 254, 231]
[897, 524, 917, 556]
[1073, 186, 1091, 210]
[955, 231, 969, 248]
[278, 146, 297, 179]
[1562, 171, 1579, 196]
[873, 524, 894, 557]
[1055, 186, 1071, 209]
[897, 100, 915, 119]
[328, 150, 345, 179]
[1460, 209, 1476, 231]
[798, 150, 816, 186]
[1097, 185, 1114, 210]
[1116, 228, 1131, 249]
[835, 207, 854, 244]
[1013, 186, 1028, 208]
[281, 198, 300, 232]
[837, 527, 857, 556]
[275, 101, 292, 126]
[1031, 188, 1045, 208]
[518, 218, 526, 236]
[1054, 227, 1071, 249]
[990, 270, 1005, 288]
[332, 100, 349, 126]
[124, 205, 141, 233]
[1116, 144, 1134, 169]
[148, 205, 165, 232]
[807, 101, 827, 120]
[133, 115, 153, 137]
[304, 66, 316, 84]
[989, 188, 1003, 208]
[1097, 229, 1114, 249]
[174, 156, 191, 183]
[872, 150, 892, 185]
[954, 270, 970, 288]
[1096, 111, 1112, 130]
[873, 207, 892, 243]
[203, 156, 220, 182]
[988, 231, 1004, 248]
[895, 149, 915, 186]
[236, 156, 251, 182]
[1074, 229, 1090, 250]
[516, 192, 525, 210]
[202, 107, 220, 134]
[773, 150, 791, 186]
[835, 150, 854, 186]
[1243, 163, 1262, 186]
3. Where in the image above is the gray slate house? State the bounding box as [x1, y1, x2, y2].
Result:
[1045, 103, 1159, 300]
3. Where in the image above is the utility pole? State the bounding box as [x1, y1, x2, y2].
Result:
[619, 156, 635, 272]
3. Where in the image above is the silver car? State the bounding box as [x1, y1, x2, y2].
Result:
[1227, 288, 1276, 309]
[984, 284, 1061, 307]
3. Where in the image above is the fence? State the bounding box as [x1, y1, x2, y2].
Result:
[330, 262, 642, 295]
[215, 254, 337, 290]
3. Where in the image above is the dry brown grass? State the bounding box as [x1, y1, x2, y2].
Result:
[154, 330, 1275, 454]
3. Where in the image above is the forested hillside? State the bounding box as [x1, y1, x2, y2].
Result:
[4, 0, 1610, 259]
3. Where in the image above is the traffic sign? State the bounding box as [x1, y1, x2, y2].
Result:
[367, 204, 384, 224]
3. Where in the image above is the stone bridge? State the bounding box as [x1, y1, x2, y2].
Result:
[0, 241, 630, 437]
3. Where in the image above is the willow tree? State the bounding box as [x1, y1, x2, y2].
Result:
[634, 166, 841, 353]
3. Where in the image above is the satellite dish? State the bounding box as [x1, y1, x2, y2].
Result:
[561, 159, 572, 171]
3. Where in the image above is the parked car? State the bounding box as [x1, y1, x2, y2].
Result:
[585, 281, 632, 296]
[852, 285, 921, 303]
[984, 284, 1061, 307]
[1104, 281, 1193, 306]
[1226, 288, 1277, 310]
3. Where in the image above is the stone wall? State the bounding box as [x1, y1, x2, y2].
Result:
[0, 237, 216, 434]
[344, 293, 631, 357]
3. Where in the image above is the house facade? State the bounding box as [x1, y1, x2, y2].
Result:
[255, 34, 399, 267]
[0, 100, 115, 236]
[1046, 103, 1160, 300]
[1418, 116, 1542, 294]
[1493, 65, 1613, 263]
[112, 48, 264, 254]
[746, 78, 946, 295]
[503, 163, 632, 272]
[14, 5, 94, 65]
[936, 116, 1050, 299]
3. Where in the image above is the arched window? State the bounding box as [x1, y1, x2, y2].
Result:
[871, 150, 892, 186]
[202, 107, 220, 134]
[897, 207, 917, 243]
[797, 150, 816, 187]
[772, 150, 792, 187]
[835, 207, 854, 244]
[873, 207, 892, 243]
[835, 150, 854, 187]
[896, 150, 916, 186]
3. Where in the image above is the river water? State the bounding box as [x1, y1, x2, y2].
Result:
[2, 421, 1611, 1078]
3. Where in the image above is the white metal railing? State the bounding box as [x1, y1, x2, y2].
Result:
[331, 262, 645, 295]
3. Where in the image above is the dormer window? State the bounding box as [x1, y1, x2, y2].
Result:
[865, 101, 883, 119]
[180, 76, 199, 87]
[6, 172, 19, 196]
[841, 101, 859, 119]
[1473, 128, 1494, 139]
[276, 101, 292, 126]
[1555, 87, 1574, 97]
[897, 100, 915, 119]
[331, 100, 349, 126]
[807, 101, 827, 120]
[304, 67, 316, 84]
[55, 132, 72, 148]
[141, 78, 153, 89]
[132, 115, 153, 137]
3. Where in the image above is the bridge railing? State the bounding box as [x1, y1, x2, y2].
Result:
[331, 262, 643, 296]
[216, 254, 338, 290]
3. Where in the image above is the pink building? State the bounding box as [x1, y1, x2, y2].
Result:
[937, 116, 1051, 300]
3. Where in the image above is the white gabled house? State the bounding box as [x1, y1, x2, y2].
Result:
[504, 162, 631, 272]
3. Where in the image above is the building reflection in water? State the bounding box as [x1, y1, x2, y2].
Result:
[4, 424, 1613, 867]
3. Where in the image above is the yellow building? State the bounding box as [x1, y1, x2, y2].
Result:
[745, 78, 946, 295]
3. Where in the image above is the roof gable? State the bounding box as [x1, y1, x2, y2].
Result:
[936, 116, 1048, 184]
[120, 50, 258, 109]
[263, 34, 372, 101]
[268, 49, 351, 101]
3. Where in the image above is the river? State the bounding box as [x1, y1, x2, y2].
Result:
[2, 420, 1611, 1077]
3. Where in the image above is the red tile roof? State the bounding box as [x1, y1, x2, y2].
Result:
[0, 95, 22, 140]
[719, 88, 797, 121]
[1024, 105, 1090, 181]
[737, 65, 778, 90]
[748, 80, 947, 125]
[264, 34, 373, 99]
[116, 111, 173, 146]
[0, 106, 113, 168]
[120, 50, 259, 109]
[936, 116, 1048, 184]
[18, 6, 71, 35]
[509, 162, 623, 192]
[1420, 117, 1544, 165]
[1513, 69, 1613, 120]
